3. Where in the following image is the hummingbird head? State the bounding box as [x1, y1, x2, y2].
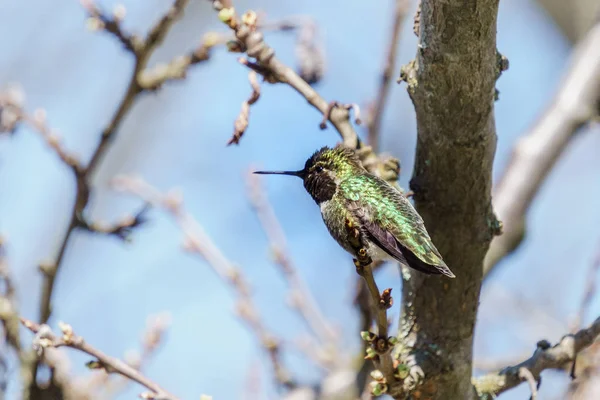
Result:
[254, 145, 364, 204]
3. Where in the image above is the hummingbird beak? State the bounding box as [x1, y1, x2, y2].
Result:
[253, 169, 306, 178]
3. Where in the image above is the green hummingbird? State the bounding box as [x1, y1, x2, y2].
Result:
[254, 145, 455, 278]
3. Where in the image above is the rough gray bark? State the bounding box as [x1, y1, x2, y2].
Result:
[397, 1, 500, 398]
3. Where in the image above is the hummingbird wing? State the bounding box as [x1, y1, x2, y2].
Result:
[341, 174, 455, 278]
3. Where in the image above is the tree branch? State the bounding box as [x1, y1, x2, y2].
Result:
[79, 313, 171, 397]
[20, 318, 180, 400]
[210, 1, 360, 149]
[16, 0, 213, 396]
[246, 172, 337, 350]
[483, 21, 600, 277]
[473, 317, 600, 398]
[112, 175, 297, 390]
[356, 264, 396, 394]
[367, 0, 410, 150]
[396, 0, 500, 398]
[228, 69, 261, 145]
[0, 238, 26, 368]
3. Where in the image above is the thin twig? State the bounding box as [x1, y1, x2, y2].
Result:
[77, 313, 171, 397]
[20, 318, 180, 400]
[473, 317, 600, 397]
[246, 172, 337, 347]
[81, 0, 141, 54]
[0, 237, 24, 362]
[258, 16, 325, 84]
[356, 264, 396, 391]
[484, 22, 600, 277]
[228, 69, 261, 145]
[112, 175, 297, 390]
[138, 32, 228, 91]
[367, 0, 409, 150]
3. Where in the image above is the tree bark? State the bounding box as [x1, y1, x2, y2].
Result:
[398, 1, 500, 398]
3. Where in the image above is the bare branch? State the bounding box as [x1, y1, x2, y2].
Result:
[484, 22, 600, 277]
[228, 69, 261, 145]
[355, 264, 396, 395]
[0, 237, 24, 364]
[367, 0, 410, 150]
[112, 175, 297, 390]
[0, 97, 83, 176]
[144, 0, 190, 54]
[211, 2, 360, 148]
[82, 313, 171, 397]
[20, 318, 180, 400]
[257, 16, 326, 84]
[81, 0, 141, 54]
[18, 1, 201, 395]
[246, 172, 337, 348]
[74, 205, 149, 241]
[36, 0, 192, 330]
[138, 32, 227, 91]
[473, 317, 600, 397]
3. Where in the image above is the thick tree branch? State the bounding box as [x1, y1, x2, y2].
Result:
[20, 318, 180, 400]
[473, 317, 600, 398]
[113, 176, 297, 390]
[367, 0, 409, 150]
[484, 21, 600, 277]
[396, 0, 500, 399]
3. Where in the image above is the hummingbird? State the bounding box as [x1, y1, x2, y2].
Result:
[254, 145, 455, 278]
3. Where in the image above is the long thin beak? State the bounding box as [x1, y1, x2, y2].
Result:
[253, 169, 305, 178]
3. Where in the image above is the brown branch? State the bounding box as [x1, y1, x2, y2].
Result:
[17, 1, 198, 396]
[473, 317, 600, 397]
[112, 175, 297, 390]
[0, 237, 24, 365]
[81, 0, 141, 54]
[20, 318, 180, 400]
[367, 0, 409, 150]
[82, 313, 171, 397]
[256, 16, 326, 84]
[138, 32, 227, 91]
[36, 0, 189, 331]
[228, 69, 261, 145]
[356, 263, 396, 391]
[0, 99, 84, 176]
[211, 1, 360, 149]
[246, 172, 337, 348]
[484, 21, 600, 277]
[74, 205, 149, 241]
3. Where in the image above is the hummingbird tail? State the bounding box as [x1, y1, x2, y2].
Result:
[401, 247, 456, 278]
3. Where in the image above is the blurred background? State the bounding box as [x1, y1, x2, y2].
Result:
[0, 0, 599, 399]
